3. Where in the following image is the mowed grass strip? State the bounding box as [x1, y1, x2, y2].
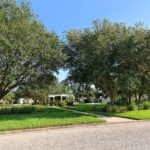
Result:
[115, 110, 150, 120]
[66, 104, 150, 120]
[0, 107, 104, 131]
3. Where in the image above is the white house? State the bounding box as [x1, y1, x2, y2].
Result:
[18, 98, 33, 104]
[48, 94, 74, 103]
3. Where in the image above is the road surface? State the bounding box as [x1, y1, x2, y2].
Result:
[0, 121, 150, 150]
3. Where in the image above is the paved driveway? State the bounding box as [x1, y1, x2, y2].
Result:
[0, 121, 150, 150]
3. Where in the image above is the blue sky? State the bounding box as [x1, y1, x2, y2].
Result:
[30, 0, 150, 81]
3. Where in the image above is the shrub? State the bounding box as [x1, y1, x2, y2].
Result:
[67, 101, 74, 106]
[138, 103, 145, 110]
[115, 97, 128, 106]
[19, 106, 36, 114]
[49, 101, 54, 106]
[119, 106, 128, 112]
[104, 104, 135, 112]
[98, 104, 107, 112]
[105, 105, 114, 112]
[0, 106, 37, 114]
[113, 105, 120, 112]
[106, 105, 128, 112]
[128, 104, 138, 111]
[142, 101, 150, 110]
[11, 107, 20, 114]
[98, 100, 150, 113]
[0, 107, 11, 114]
[66, 97, 75, 106]
[61, 101, 67, 107]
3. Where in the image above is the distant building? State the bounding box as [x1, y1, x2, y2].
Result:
[48, 94, 74, 102]
[18, 98, 33, 104]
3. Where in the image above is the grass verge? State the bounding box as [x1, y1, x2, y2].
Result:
[0, 106, 104, 131]
[114, 110, 150, 120]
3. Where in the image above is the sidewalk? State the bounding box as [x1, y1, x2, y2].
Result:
[53, 107, 135, 123]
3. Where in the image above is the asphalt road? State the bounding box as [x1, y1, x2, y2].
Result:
[0, 121, 150, 150]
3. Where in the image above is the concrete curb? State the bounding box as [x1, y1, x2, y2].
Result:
[1, 119, 150, 135]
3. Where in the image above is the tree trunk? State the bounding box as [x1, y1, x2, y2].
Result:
[135, 93, 138, 102]
[109, 90, 116, 105]
[148, 92, 150, 100]
[108, 83, 117, 105]
[110, 96, 115, 105]
[138, 93, 142, 102]
[128, 93, 132, 104]
[0, 91, 9, 100]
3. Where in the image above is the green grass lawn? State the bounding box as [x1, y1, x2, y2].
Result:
[66, 103, 104, 112]
[66, 104, 150, 120]
[0, 107, 104, 131]
[114, 110, 150, 120]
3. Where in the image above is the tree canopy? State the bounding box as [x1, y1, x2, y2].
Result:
[0, 0, 64, 99]
[64, 19, 150, 104]
[0, 1, 149, 104]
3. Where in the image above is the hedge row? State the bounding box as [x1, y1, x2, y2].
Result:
[96, 100, 150, 112]
[0, 106, 37, 114]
